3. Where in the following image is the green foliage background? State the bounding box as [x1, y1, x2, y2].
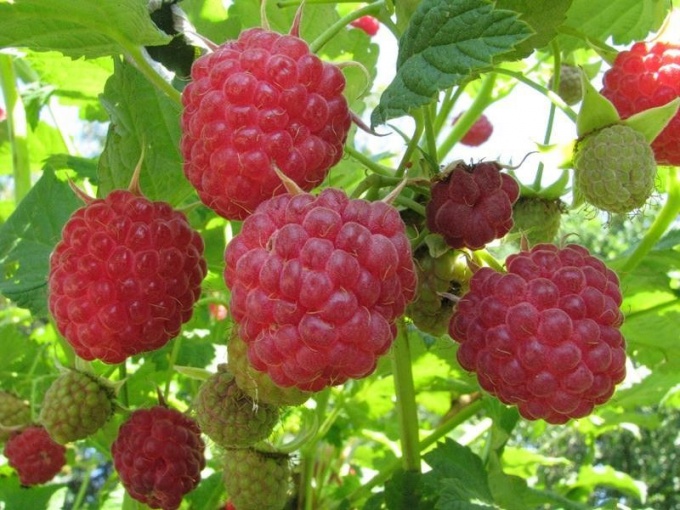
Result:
[0, 0, 679, 509]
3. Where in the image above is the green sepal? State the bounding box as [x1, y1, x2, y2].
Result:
[539, 169, 571, 201]
[576, 67, 620, 138]
[623, 97, 680, 144]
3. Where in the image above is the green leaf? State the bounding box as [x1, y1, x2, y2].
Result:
[43, 154, 99, 183]
[494, 0, 573, 59]
[0, 120, 68, 175]
[624, 97, 680, 144]
[0, 476, 67, 510]
[371, 0, 533, 126]
[98, 57, 192, 205]
[0, 324, 29, 372]
[561, 0, 671, 51]
[385, 469, 430, 510]
[0, 0, 170, 59]
[488, 471, 552, 510]
[423, 439, 496, 508]
[575, 69, 620, 138]
[22, 51, 113, 120]
[574, 465, 647, 503]
[0, 167, 82, 316]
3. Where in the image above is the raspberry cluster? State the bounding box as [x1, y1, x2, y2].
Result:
[4, 426, 67, 486]
[449, 244, 627, 424]
[426, 161, 520, 250]
[181, 27, 352, 220]
[601, 41, 680, 166]
[48, 190, 207, 364]
[111, 406, 205, 510]
[225, 188, 417, 392]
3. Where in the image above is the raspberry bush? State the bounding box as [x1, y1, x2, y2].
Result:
[1, 1, 679, 509]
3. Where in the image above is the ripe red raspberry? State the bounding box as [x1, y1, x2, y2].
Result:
[350, 16, 380, 36]
[224, 188, 418, 392]
[111, 406, 205, 510]
[453, 113, 494, 146]
[48, 189, 207, 364]
[0, 106, 6, 122]
[601, 41, 680, 165]
[426, 161, 520, 250]
[180, 27, 352, 220]
[449, 243, 627, 424]
[4, 426, 67, 486]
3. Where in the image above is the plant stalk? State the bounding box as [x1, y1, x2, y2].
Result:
[0, 54, 32, 204]
[618, 166, 680, 275]
[390, 323, 421, 472]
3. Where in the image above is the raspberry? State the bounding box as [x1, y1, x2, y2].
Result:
[223, 448, 290, 510]
[0, 391, 31, 443]
[449, 243, 627, 424]
[453, 113, 494, 146]
[228, 334, 311, 407]
[510, 197, 563, 246]
[601, 41, 680, 165]
[4, 426, 67, 486]
[573, 124, 656, 214]
[549, 64, 583, 105]
[426, 161, 520, 250]
[180, 27, 352, 220]
[406, 249, 472, 337]
[350, 16, 380, 36]
[111, 406, 205, 510]
[0, 106, 5, 122]
[194, 366, 279, 448]
[224, 188, 417, 392]
[48, 189, 207, 364]
[39, 370, 115, 444]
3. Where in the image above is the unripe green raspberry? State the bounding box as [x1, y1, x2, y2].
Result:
[549, 64, 583, 105]
[0, 392, 31, 443]
[573, 124, 657, 214]
[39, 370, 115, 444]
[406, 249, 472, 337]
[228, 335, 310, 407]
[223, 447, 291, 510]
[511, 197, 563, 246]
[194, 366, 279, 448]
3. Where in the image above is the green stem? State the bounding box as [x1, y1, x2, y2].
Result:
[533, 42, 562, 190]
[0, 54, 32, 204]
[123, 46, 182, 106]
[393, 195, 426, 217]
[119, 362, 129, 408]
[71, 469, 92, 510]
[495, 67, 577, 123]
[434, 85, 466, 134]
[390, 323, 420, 472]
[437, 73, 497, 162]
[301, 389, 333, 510]
[397, 113, 425, 178]
[309, 1, 384, 53]
[617, 167, 680, 276]
[164, 336, 183, 401]
[343, 398, 484, 507]
[423, 104, 439, 166]
[345, 144, 395, 176]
